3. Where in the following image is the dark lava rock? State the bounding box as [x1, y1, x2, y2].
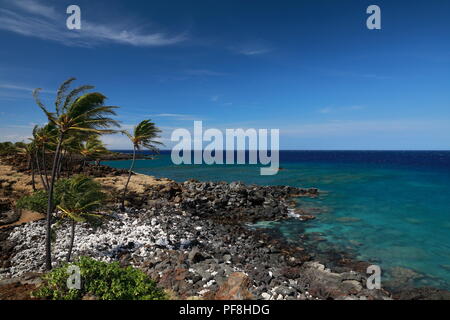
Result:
[188, 247, 206, 264]
[393, 287, 450, 300]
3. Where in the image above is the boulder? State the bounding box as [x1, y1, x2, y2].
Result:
[188, 247, 206, 264]
[212, 272, 254, 300]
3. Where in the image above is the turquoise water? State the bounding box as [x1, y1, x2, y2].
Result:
[104, 151, 450, 290]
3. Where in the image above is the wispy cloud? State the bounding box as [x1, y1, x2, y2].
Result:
[282, 119, 448, 137]
[237, 48, 271, 56]
[151, 113, 204, 121]
[153, 113, 189, 118]
[318, 105, 365, 114]
[210, 95, 220, 102]
[0, 83, 53, 94]
[0, 0, 187, 47]
[209, 94, 233, 106]
[318, 107, 332, 114]
[310, 67, 392, 81]
[12, 0, 56, 19]
[230, 42, 272, 56]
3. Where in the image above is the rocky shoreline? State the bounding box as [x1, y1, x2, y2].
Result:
[0, 172, 391, 300]
[1, 158, 449, 300]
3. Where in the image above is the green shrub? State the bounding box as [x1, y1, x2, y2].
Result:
[34, 256, 167, 300]
[16, 190, 48, 213]
[16, 175, 103, 215]
[0, 141, 18, 155]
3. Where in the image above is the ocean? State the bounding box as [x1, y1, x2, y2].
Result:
[104, 150, 450, 290]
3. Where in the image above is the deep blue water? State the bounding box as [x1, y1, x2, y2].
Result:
[104, 150, 450, 290]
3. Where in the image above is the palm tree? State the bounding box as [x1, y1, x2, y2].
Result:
[25, 143, 37, 191]
[76, 135, 109, 171]
[56, 175, 105, 262]
[33, 77, 120, 270]
[23, 143, 37, 191]
[13, 142, 37, 190]
[32, 124, 58, 190]
[121, 120, 162, 211]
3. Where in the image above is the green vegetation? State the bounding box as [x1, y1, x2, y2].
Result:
[0, 141, 22, 155]
[34, 256, 167, 300]
[75, 135, 109, 170]
[121, 119, 162, 211]
[33, 77, 120, 270]
[16, 190, 49, 214]
[0, 78, 165, 300]
[56, 175, 105, 262]
[17, 175, 106, 262]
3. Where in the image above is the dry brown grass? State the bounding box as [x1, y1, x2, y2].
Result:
[0, 162, 44, 201]
[0, 158, 171, 199]
[0, 158, 172, 227]
[95, 173, 172, 194]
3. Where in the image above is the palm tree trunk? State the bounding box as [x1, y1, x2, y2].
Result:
[31, 159, 36, 191]
[121, 146, 136, 211]
[42, 145, 49, 188]
[35, 149, 48, 191]
[45, 132, 64, 270]
[56, 150, 64, 179]
[66, 220, 75, 262]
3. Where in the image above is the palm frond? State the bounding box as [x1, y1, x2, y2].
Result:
[55, 77, 76, 116]
[63, 85, 95, 113]
[127, 119, 164, 151]
[33, 88, 56, 123]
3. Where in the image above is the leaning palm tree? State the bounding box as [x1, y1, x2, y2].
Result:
[121, 120, 162, 211]
[56, 175, 105, 262]
[33, 77, 120, 270]
[32, 124, 58, 190]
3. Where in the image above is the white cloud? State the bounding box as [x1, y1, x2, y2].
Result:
[0, 0, 187, 47]
[0, 83, 53, 94]
[0, 125, 33, 143]
[13, 0, 57, 19]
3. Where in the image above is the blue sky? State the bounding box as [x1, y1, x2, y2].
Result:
[0, 0, 449, 150]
